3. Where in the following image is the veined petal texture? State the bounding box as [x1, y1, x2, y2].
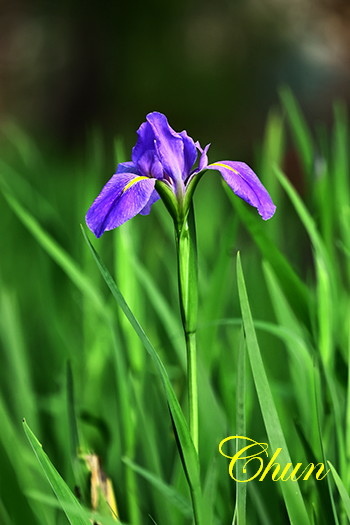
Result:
[146, 112, 196, 182]
[207, 161, 276, 220]
[86, 172, 156, 237]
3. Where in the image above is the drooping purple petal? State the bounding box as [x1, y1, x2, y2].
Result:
[86, 172, 156, 237]
[116, 161, 138, 174]
[207, 161, 276, 220]
[146, 112, 187, 183]
[139, 188, 160, 215]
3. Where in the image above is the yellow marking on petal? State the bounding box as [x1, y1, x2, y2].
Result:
[210, 162, 239, 174]
[123, 176, 149, 193]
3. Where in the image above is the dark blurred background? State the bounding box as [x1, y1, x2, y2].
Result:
[1, 0, 350, 157]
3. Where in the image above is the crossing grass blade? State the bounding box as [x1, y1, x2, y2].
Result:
[279, 86, 314, 177]
[224, 184, 310, 324]
[275, 168, 336, 369]
[274, 167, 329, 266]
[81, 226, 204, 525]
[236, 252, 311, 525]
[262, 262, 317, 443]
[327, 462, 350, 522]
[23, 420, 89, 525]
[0, 399, 50, 524]
[27, 491, 128, 525]
[122, 457, 192, 518]
[125, 242, 185, 367]
[1, 190, 106, 317]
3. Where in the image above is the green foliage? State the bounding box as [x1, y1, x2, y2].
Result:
[0, 93, 349, 524]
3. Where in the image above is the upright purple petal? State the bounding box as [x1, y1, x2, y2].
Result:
[132, 121, 156, 164]
[195, 142, 210, 172]
[207, 161, 276, 220]
[86, 172, 156, 237]
[146, 112, 187, 182]
[136, 150, 164, 179]
[179, 130, 197, 178]
[131, 120, 164, 179]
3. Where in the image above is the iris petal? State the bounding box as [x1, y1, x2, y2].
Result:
[196, 142, 210, 172]
[137, 150, 164, 179]
[146, 112, 187, 183]
[207, 161, 276, 220]
[116, 161, 138, 174]
[86, 172, 156, 237]
[139, 189, 160, 215]
[132, 121, 156, 164]
[179, 130, 197, 177]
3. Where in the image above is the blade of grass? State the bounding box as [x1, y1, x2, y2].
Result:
[233, 330, 247, 525]
[328, 462, 350, 522]
[0, 288, 38, 428]
[81, 226, 204, 525]
[123, 232, 185, 368]
[27, 491, 127, 525]
[0, 398, 51, 524]
[2, 190, 106, 317]
[236, 253, 311, 525]
[224, 184, 310, 324]
[347, 301, 350, 490]
[122, 457, 192, 518]
[279, 86, 314, 178]
[275, 167, 335, 369]
[313, 365, 340, 525]
[262, 262, 317, 444]
[202, 456, 218, 525]
[66, 362, 91, 508]
[23, 419, 89, 525]
[0, 499, 12, 525]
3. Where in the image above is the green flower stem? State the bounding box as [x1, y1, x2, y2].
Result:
[175, 205, 199, 452]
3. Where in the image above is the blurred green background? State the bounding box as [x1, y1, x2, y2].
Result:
[1, 1, 350, 524]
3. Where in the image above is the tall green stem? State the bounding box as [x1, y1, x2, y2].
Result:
[175, 205, 199, 451]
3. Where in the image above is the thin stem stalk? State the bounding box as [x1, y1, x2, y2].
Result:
[186, 331, 198, 450]
[175, 204, 199, 452]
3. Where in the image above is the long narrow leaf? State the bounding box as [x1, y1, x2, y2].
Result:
[2, 190, 105, 316]
[23, 420, 89, 525]
[81, 226, 204, 525]
[233, 330, 247, 525]
[236, 253, 311, 525]
[122, 457, 192, 518]
[328, 462, 350, 521]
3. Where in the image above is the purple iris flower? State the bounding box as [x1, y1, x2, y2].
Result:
[86, 112, 276, 237]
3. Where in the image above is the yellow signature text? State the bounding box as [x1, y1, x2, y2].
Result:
[218, 436, 330, 482]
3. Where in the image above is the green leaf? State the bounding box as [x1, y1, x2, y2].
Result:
[23, 420, 89, 525]
[328, 462, 350, 521]
[224, 183, 310, 324]
[2, 190, 106, 317]
[236, 253, 311, 525]
[122, 457, 192, 518]
[27, 491, 127, 525]
[233, 330, 247, 525]
[81, 226, 204, 525]
[275, 167, 336, 370]
[279, 86, 314, 177]
[262, 262, 317, 444]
